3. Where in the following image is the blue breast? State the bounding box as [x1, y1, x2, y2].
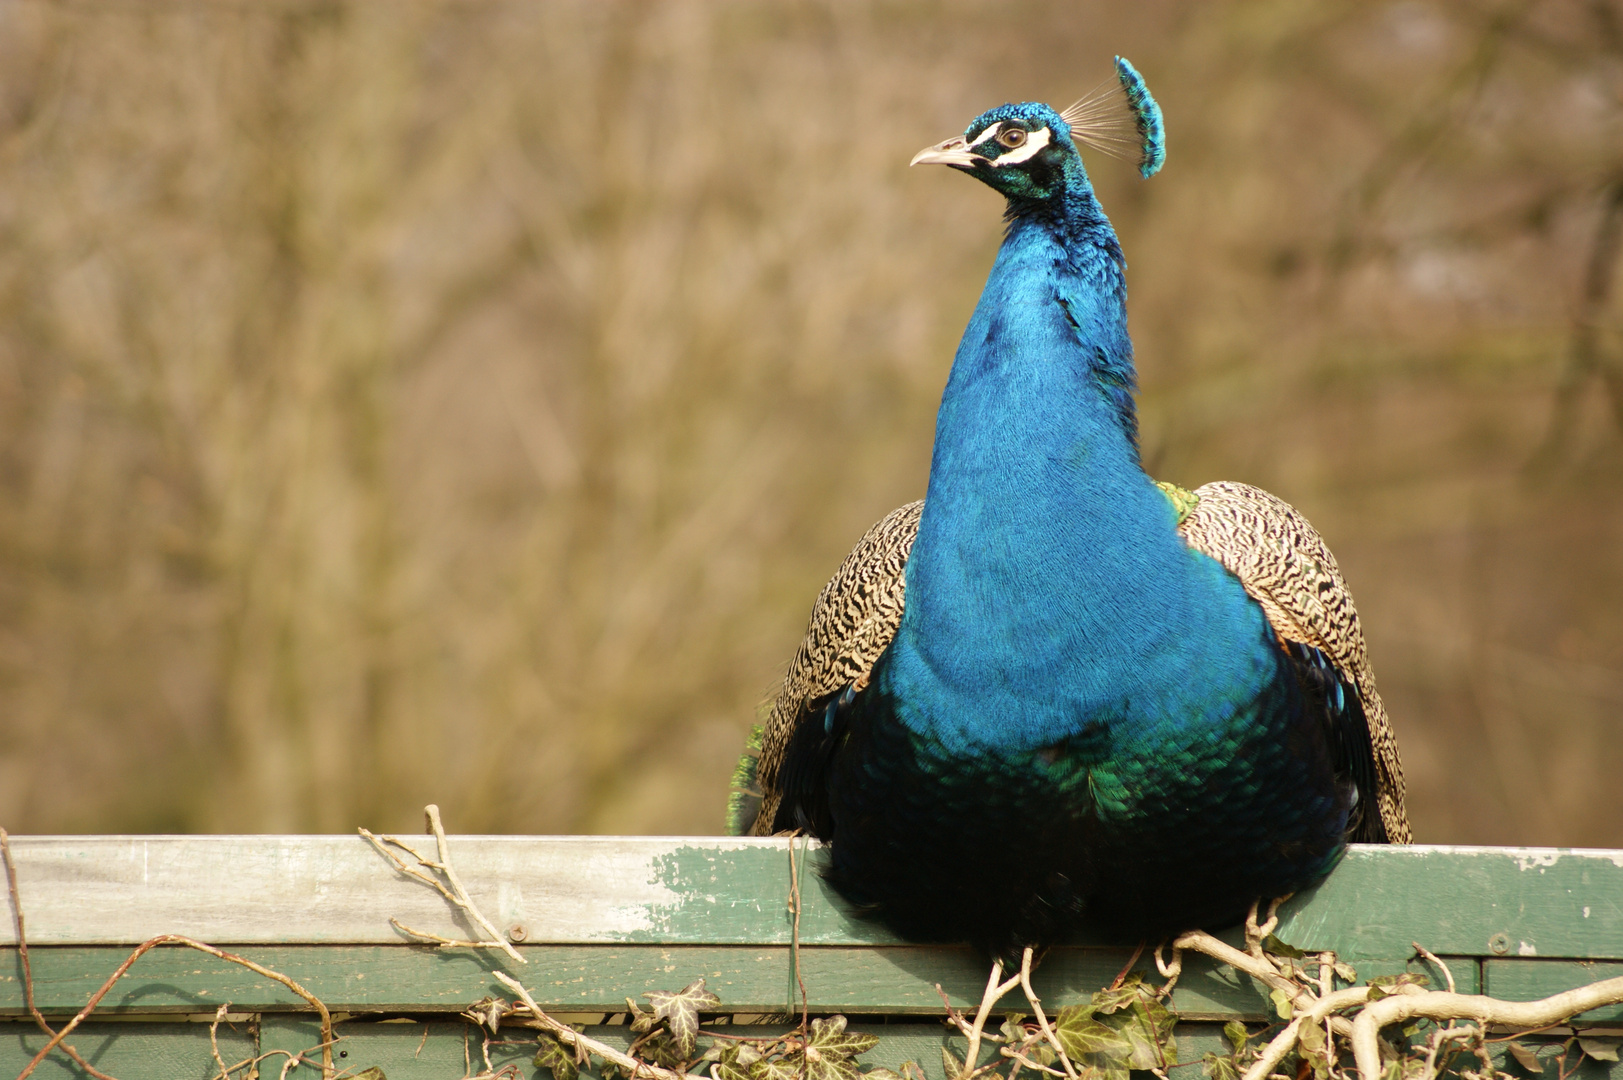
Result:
[814, 178, 1354, 954]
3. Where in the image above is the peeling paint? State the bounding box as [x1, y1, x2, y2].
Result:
[1518, 941, 1538, 956]
[1513, 851, 1562, 872]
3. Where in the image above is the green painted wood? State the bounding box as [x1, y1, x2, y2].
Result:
[1, 1019, 255, 1080]
[0, 944, 1479, 1020]
[9, 839, 1623, 960]
[1274, 847, 1623, 961]
[1484, 960, 1623, 1024]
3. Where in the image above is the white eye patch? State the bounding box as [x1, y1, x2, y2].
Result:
[989, 125, 1052, 167]
[968, 123, 1005, 149]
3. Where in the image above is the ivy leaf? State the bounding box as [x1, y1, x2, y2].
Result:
[1269, 988, 1295, 1020]
[899, 1063, 927, 1080]
[1333, 961, 1358, 983]
[1202, 1051, 1240, 1080]
[639, 1032, 689, 1070]
[805, 1058, 863, 1080]
[351, 1070, 387, 1080]
[942, 1045, 965, 1080]
[715, 1062, 753, 1080]
[999, 1015, 1029, 1045]
[464, 997, 505, 1034]
[1262, 934, 1306, 959]
[1025, 1042, 1057, 1067]
[1297, 1020, 1325, 1055]
[1506, 1041, 1544, 1073]
[535, 1034, 579, 1080]
[863, 1070, 903, 1080]
[1580, 1038, 1622, 1063]
[1105, 1004, 1174, 1070]
[807, 1015, 880, 1058]
[1223, 1021, 1250, 1054]
[1088, 974, 1148, 1015]
[627, 998, 656, 1034]
[645, 979, 722, 1058]
[749, 1058, 799, 1080]
[1053, 1005, 1131, 1059]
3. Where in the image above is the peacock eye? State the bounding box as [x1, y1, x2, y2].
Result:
[998, 127, 1028, 149]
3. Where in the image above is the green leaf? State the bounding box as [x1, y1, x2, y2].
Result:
[1262, 934, 1306, 959]
[807, 1015, 880, 1058]
[1333, 961, 1358, 983]
[942, 1045, 965, 1080]
[863, 1070, 903, 1080]
[715, 1063, 754, 1080]
[1506, 1041, 1544, 1073]
[999, 1015, 1029, 1045]
[803, 1054, 863, 1080]
[1223, 1021, 1250, 1054]
[1202, 1051, 1240, 1080]
[535, 1034, 579, 1080]
[1580, 1038, 1622, 1063]
[1087, 974, 1148, 1015]
[639, 1032, 689, 1070]
[464, 997, 505, 1034]
[627, 997, 656, 1034]
[749, 1058, 799, 1080]
[645, 979, 723, 1058]
[350, 1070, 387, 1080]
[1269, 987, 1295, 1020]
[1053, 1007, 1132, 1060]
[1026, 1042, 1057, 1067]
[1105, 1006, 1171, 1070]
[1297, 1020, 1325, 1055]
[900, 1062, 927, 1080]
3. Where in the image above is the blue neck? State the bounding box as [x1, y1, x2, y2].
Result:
[882, 183, 1273, 753]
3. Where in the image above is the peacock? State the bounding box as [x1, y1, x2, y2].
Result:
[728, 59, 1408, 967]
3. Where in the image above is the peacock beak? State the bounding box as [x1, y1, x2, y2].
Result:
[910, 137, 981, 169]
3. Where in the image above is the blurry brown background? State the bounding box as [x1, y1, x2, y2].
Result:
[0, 0, 1619, 844]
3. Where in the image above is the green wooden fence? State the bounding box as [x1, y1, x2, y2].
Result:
[3, 837, 1622, 1079]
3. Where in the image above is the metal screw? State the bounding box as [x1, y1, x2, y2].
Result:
[1488, 932, 1511, 955]
[507, 923, 528, 943]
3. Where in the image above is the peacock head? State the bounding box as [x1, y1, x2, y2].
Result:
[909, 58, 1165, 204]
[911, 103, 1083, 202]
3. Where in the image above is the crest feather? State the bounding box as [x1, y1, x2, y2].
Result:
[1059, 56, 1165, 178]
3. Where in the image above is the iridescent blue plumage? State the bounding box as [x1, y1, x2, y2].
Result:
[755, 80, 1399, 958]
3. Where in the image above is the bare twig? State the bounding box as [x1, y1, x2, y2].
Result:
[1240, 986, 1376, 1080]
[935, 983, 977, 1039]
[1165, 929, 1307, 1007]
[2, 827, 121, 1080]
[494, 971, 709, 1080]
[1001, 1047, 1068, 1078]
[1019, 946, 1078, 1080]
[388, 917, 498, 950]
[788, 833, 809, 1032]
[358, 804, 524, 964]
[1412, 941, 1458, 995]
[359, 829, 460, 905]
[1350, 977, 1623, 1080]
[209, 1004, 232, 1080]
[1109, 942, 1146, 991]
[14, 935, 334, 1080]
[960, 960, 1023, 1079]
